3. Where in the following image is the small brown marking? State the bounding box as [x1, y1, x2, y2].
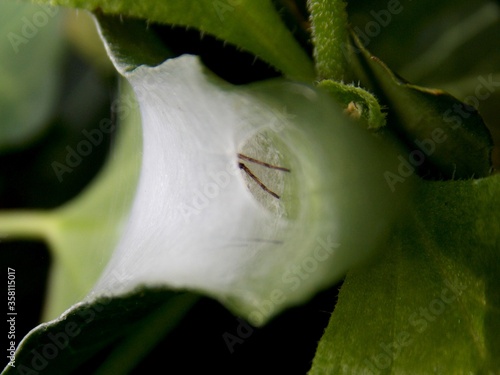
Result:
[238, 154, 290, 199]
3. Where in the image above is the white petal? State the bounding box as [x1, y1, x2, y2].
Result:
[92, 55, 406, 325]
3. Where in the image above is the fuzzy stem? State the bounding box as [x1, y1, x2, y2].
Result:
[307, 0, 350, 81]
[0, 210, 55, 243]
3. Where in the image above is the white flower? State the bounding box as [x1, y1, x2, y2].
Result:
[91, 55, 406, 325]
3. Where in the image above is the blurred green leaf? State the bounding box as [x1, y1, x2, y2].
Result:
[0, 2, 64, 150]
[1, 290, 197, 375]
[310, 174, 500, 374]
[348, 32, 493, 180]
[42, 80, 142, 320]
[398, 2, 500, 86]
[32, 0, 315, 81]
[0, 80, 142, 320]
[348, 0, 500, 86]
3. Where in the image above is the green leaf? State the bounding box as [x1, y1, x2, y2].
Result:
[0, 80, 142, 320]
[95, 12, 172, 73]
[348, 32, 493, 180]
[0, 2, 64, 150]
[347, 0, 500, 86]
[398, 2, 500, 86]
[43, 80, 142, 320]
[2, 290, 197, 375]
[32, 0, 315, 81]
[309, 175, 500, 374]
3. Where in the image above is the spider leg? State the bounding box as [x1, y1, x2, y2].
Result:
[239, 162, 280, 199]
[237, 153, 291, 172]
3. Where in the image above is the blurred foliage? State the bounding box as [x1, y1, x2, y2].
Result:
[0, 2, 64, 151]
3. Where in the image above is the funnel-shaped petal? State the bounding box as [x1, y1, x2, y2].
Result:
[92, 55, 409, 324]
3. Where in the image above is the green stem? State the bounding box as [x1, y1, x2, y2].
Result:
[307, 0, 350, 81]
[318, 80, 386, 129]
[0, 210, 55, 243]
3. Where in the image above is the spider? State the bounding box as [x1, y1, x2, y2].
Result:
[237, 153, 291, 199]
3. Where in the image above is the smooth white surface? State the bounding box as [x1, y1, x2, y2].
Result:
[91, 55, 399, 324]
